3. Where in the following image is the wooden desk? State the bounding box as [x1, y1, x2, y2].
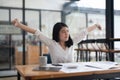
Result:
[16, 64, 120, 80]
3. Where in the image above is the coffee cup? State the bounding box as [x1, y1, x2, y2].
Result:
[39, 56, 47, 67]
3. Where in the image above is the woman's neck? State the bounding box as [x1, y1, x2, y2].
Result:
[59, 41, 66, 50]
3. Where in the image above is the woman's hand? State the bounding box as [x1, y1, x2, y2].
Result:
[12, 18, 20, 27]
[94, 24, 102, 30]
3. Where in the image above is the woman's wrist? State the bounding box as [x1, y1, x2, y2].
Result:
[94, 24, 102, 30]
[18, 22, 23, 28]
[94, 24, 99, 28]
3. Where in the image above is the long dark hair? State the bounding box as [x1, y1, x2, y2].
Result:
[52, 22, 73, 47]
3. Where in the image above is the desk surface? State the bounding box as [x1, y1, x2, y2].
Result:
[16, 63, 120, 80]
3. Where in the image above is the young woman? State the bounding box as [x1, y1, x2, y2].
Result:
[12, 19, 101, 64]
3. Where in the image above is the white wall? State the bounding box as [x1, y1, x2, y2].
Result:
[0, 0, 68, 10]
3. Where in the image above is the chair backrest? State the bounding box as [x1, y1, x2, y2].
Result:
[43, 54, 52, 63]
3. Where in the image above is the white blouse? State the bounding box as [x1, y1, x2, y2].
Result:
[34, 29, 88, 63]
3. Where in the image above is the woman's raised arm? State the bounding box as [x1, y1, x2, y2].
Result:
[73, 24, 102, 44]
[87, 24, 102, 32]
[12, 18, 36, 34]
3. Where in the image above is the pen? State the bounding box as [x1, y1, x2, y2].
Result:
[85, 65, 102, 69]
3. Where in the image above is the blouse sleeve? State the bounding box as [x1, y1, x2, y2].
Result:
[72, 29, 88, 44]
[34, 29, 53, 46]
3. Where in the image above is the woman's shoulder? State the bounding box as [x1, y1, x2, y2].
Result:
[47, 40, 58, 46]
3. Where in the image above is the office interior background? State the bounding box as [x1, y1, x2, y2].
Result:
[0, 0, 120, 78]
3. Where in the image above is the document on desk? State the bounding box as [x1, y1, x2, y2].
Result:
[60, 62, 118, 73]
[83, 61, 118, 69]
[60, 63, 101, 73]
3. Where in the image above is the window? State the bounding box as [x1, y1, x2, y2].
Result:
[114, 0, 120, 63]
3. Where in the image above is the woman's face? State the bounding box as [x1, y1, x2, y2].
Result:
[59, 27, 70, 42]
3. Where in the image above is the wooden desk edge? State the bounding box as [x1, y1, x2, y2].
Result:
[15, 65, 120, 80]
[15, 65, 94, 79]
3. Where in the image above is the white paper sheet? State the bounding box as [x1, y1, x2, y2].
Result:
[83, 61, 118, 69]
[60, 61, 118, 73]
